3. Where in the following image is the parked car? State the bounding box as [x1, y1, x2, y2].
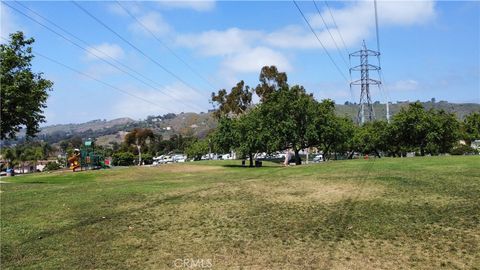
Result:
[312, 154, 324, 163]
[172, 154, 186, 163]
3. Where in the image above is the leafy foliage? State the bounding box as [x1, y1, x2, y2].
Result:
[185, 139, 209, 161]
[44, 161, 61, 171]
[462, 112, 480, 144]
[1, 32, 53, 139]
[211, 80, 252, 118]
[112, 152, 136, 166]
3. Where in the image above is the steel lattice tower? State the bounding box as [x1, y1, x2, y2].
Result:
[350, 40, 381, 124]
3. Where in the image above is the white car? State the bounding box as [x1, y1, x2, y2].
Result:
[172, 154, 186, 163]
[313, 154, 324, 163]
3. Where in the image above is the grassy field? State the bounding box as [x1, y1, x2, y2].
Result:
[1, 156, 479, 269]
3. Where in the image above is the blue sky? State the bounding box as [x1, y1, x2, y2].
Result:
[1, 0, 479, 125]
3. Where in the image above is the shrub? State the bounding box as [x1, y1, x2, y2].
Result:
[112, 152, 135, 166]
[45, 161, 61, 171]
[141, 153, 153, 165]
[450, 144, 478, 155]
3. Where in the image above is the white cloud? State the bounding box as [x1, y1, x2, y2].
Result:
[85, 43, 125, 61]
[262, 0, 437, 51]
[222, 46, 292, 74]
[128, 11, 171, 36]
[176, 28, 292, 84]
[157, 0, 215, 12]
[176, 28, 262, 56]
[113, 82, 206, 118]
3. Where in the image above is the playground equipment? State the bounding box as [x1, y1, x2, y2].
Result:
[68, 149, 81, 171]
[67, 138, 109, 172]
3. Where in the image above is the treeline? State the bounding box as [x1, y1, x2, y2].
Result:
[186, 66, 480, 166]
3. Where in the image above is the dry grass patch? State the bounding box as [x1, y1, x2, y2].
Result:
[245, 179, 385, 204]
[153, 164, 224, 174]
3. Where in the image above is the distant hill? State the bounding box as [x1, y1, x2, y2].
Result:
[4, 101, 479, 147]
[336, 101, 480, 121]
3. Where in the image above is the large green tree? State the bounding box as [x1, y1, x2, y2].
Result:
[352, 120, 389, 158]
[1, 32, 53, 139]
[391, 102, 431, 155]
[260, 85, 318, 164]
[425, 110, 459, 154]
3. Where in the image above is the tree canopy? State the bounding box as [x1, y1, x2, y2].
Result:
[1, 31, 53, 140]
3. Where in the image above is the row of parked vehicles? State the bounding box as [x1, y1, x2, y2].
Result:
[152, 154, 187, 165]
[151, 152, 324, 166]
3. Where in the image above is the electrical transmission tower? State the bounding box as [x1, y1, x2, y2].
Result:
[350, 40, 381, 124]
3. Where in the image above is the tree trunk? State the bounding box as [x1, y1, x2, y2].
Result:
[137, 145, 142, 165]
[249, 153, 254, 167]
[324, 144, 331, 161]
[294, 149, 301, 165]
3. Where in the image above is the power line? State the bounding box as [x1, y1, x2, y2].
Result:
[115, 0, 218, 90]
[72, 1, 206, 98]
[6, 1, 202, 112]
[33, 50, 168, 111]
[323, 1, 350, 56]
[373, 0, 381, 53]
[373, 0, 391, 122]
[292, 0, 349, 84]
[312, 0, 349, 67]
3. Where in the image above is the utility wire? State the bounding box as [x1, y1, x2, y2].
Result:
[293, 0, 349, 84]
[373, 0, 391, 122]
[373, 0, 381, 53]
[6, 1, 202, 112]
[34, 50, 168, 111]
[14, 1, 177, 96]
[72, 1, 206, 98]
[323, 1, 350, 56]
[312, 0, 349, 67]
[2, 34, 171, 112]
[115, 0, 218, 90]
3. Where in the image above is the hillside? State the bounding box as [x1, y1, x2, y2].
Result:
[336, 101, 480, 121]
[5, 101, 479, 146]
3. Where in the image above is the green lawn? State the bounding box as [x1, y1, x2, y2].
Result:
[1, 156, 479, 269]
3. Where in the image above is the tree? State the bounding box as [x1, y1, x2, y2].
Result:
[463, 112, 480, 145]
[260, 85, 318, 164]
[391, 102, 430, 155]
[352, 120, 389, 158]
[125, 128, 154, 165]
[425, 110, 459, 154]
[112, 152, 136, 166]
[255, 65, 288, 102]
[212, 116, 237, 154]
[69, 136, 83, 148]
[211, 80, 253, 118]
[2, 147, 17, 169]
[1, 32, 53, 139]
[311, 100, 354, 160]
[185, 139, 209, 161]
[235, 108, 268, 166]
